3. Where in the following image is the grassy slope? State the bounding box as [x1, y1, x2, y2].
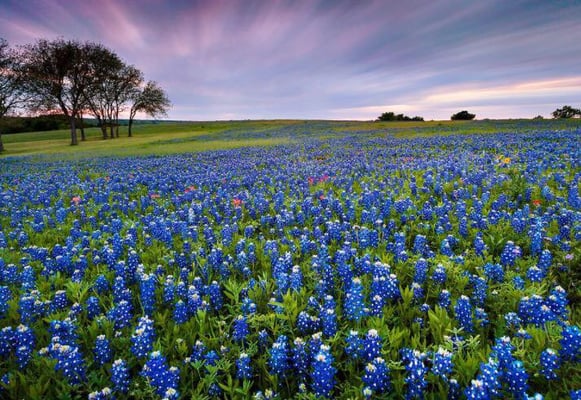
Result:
[1, 118, 580, 159]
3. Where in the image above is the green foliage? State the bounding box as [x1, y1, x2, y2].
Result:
[377, 111, 424, 121]
[451, 110, 476, 120]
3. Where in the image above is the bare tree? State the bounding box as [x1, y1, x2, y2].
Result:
[0, 38, 28, 153]
[20, 38, 119, 145]
[128, 81, 171, 137]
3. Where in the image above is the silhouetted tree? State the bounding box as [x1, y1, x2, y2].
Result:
[20, 38, 119, 145]
[377, 111, 423, 121]
[0, 38, 28, 152]
[552, 105, 580, 119]
[128, 81, 170, 137]
[451, 110, 476, 120]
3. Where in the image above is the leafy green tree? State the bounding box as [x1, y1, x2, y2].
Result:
[552, 105, 580, 119]
[128, 81, 171, 137]
[451, 110, 476, 120]
[0, 38, 28, 152]
[20, 38, 120, 145]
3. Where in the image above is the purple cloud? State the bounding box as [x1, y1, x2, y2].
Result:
[2, 0, 581, 120]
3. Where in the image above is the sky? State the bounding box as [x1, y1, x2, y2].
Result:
[1, 0, 581, 120]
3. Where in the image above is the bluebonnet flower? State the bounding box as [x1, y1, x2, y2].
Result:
[345, 330, 362, 360]
[310, 344, 336, 398]
[431, 347, 453, 381]
[111, 359, 130, 393]
[139, 273, 157, 315]
[0, 326, 13, 358]
[476, 359, 501, 398]
[504, 312, 521, 330]
[526, 266, 545, 282]
[94, 334, 112, 366]
[483, 263, 504, 283]
[289, 265, 303, 291]
[232, 315, 249, 342]
[500, 241, 521, 267]
[321, 307, 337, 338]
[131, 316, 155, 359]
[559, 325, 580, 362]
[190, 340, 206, 363]
[412, 282, 425, 302]
[107, 299, 132, 330]
[163, 275, 175, 304]
[208, 382, 222, 397]
[413, 258, 429, 284]
[454, 295, 474, 333]
[539, 348, 559, 380]
[14, 325, 35, 369]
[475, 308, 489, 327]
[86, 296, 101, 320]
[344, 277, 366, 322]
[51, 341, 87, 385]
[474, 233, 488, 257]
[141, 351, 179, 398]
[296, 311, 317, 335]
[269, 335, 289, 378]
[505, 360, 528, 398]
[470, 275, 487, 307]
[538, 249, 552, 271]
[513, 276, 525, 290]
[432, 264, 447, 285]
[464, 379, 490, 400]
[438, 290, 451, 309]
[363, 329, 382, 362]
[204, 349, 220, 367]
[49, 319, 79, 345]
[362, 357, 391, 394]
[292, 337, 310, 382]
[208, 281, 223, 311]
[491, 336, 514, 370]
[0, 286, 11, 317]
[236, 352, 253, 380]
[401, 348, 428, 400]
[173, 300, 188, 324]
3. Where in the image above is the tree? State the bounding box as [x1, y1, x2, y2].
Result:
[20, 38, 120, 145]
[552, 105, 580, 119]
[451, 110, 475, 120]
[0, 38, 28, 153]
[84, 56, 143, 139]
[128, 81, 170, 137]
[376, 111, 423, 121]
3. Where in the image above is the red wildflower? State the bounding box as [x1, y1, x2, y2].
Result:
[233, 198, 243, 207]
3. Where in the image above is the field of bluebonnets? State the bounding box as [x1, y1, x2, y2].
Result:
[0, 123, 580, 399]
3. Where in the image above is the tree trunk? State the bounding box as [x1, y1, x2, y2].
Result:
[115, 111, 120, 138]
[70, 116, 78, 146]
[128, 119, 133, 137]
[0, 131, 4, 153]
[99, 119, 107, 140]
[109, 124, 114, 139]
[79, 112, 86, 141]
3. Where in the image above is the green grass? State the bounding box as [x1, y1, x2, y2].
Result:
[2, 118, 580, 159]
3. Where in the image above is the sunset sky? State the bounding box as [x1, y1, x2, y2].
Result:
[2, 0, 581, 120]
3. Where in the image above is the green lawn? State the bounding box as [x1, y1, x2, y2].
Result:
[1, 118, 579, 159]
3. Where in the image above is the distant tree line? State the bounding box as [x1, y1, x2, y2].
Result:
[376, 112, 424, 121]
[0, 37, 171, 151]
[1, 114, 96, 134]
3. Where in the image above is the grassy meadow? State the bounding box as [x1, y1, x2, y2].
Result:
[2, 118, 580, 159]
